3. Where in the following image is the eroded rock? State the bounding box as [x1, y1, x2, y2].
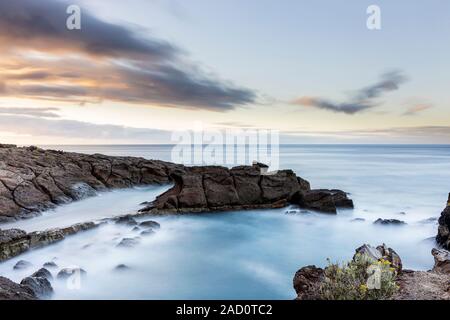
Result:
[0, 276, 37, 300]
[437, 193, 450, 250]
[20, 276, 53, 298]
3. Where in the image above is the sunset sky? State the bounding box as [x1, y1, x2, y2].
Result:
[0, 0, 449, 144]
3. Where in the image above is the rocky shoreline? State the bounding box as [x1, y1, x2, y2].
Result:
[0, 144, 449, 300]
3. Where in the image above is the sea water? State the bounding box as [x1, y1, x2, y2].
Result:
[0, 145, 448, 299]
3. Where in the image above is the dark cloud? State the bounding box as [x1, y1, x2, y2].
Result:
[0, 107, 60, 118]
[292, 71, 408, 114]
[0, 0, 256, 111]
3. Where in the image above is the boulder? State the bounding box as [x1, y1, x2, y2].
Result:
[354, 243, 402, 273]
[20, 276, 53, 298]
[115, 215, 137, 226]
[57, 267, 87, 280]
[432, 248, 450, 274]
[290, 189, 354, 214]
[116, 237, 140, 248]
[31, 268, 53, 280]
[138, 220, 160, 229]
[0, 276, 37, 300]
[13, 260, 33, 270]
[114, 264, 130, 272]
[293, 265, 324, 300]
[437, 193, 450, 250]
[373, 218, 407, 226]
[43, 261, 58, 269]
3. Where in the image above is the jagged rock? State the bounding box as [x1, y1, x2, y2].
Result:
[374, 218, 407, 226]
[31, 268, 53, 280]
[0, 229, 29, 260]
[437, 193, 450, 250]
[432, 248, 450, 274]
[20, 276, 53, 298]
[351, 218, 366, 222]
[138, 220, 160, 229]
[0, 145, 180, 219]
[354, 243, 402, 273]
[140, 163, 348, 214]
[13, 260, 33, 270]
[0, 276, 37, 300]
[293, 265, 324, 300]
[57, 267, 87, 280]
[116, 237, 140, 248]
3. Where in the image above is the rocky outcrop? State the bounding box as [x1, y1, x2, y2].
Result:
[0, 222, 99, 261]
[354, 243, 402, 273]
[373, 218, 406, 226]
[432, 248, 450, 274]
[0, 144, 181, 222]
[20, 276, 53, 298]
[437, 193, 450, 250]
[0, 276, 37, 300]
[293, 244, 449, 300]
[140, 163, 352, 214]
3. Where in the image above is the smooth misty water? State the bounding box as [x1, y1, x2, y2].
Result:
[0, 145, 448, 299]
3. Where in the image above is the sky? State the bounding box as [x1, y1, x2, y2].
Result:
[0, 0, 449, 144]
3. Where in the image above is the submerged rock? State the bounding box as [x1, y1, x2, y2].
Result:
[20, 276, 53, 298]
[13, 260, 33, 270]
[437, 193, 450, 250]
[0, 276, 37, 300]
[116, 237, 140, 248]
[140, 230, 155, 236]
[43, 261, 58, 269]
[374, 218, 407, 226]
[57, 267, 87, 280]
[115, 215, 137, 226]
[139, 220, 160, 229]
[114, 264, 130, 272]
[290, 189, 354, 214]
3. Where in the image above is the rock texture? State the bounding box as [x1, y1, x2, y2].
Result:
[0, 144, 179, 222]
[432, 248, 450, 274]
[20, 276, 53, 298]
[140, 163, 352, 214]
[354, 243, 402, 273]
[0, 222, 99, 261]
[293, 265, 324, 300]
[437, 193, 450, 250]
[0, 276, 37, 300]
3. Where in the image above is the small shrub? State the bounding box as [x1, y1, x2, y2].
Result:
[319, 254, 399, 300]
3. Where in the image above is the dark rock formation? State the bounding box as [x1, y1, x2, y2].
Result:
[20, 276, 53, 298]
[293, 265, 324, 300]
[43, 261, 58, 269]
[0, 276, 37, 300]
[140, 163, 352, 214]
[437, 193, 450, 250]
[432, 248, 450, 274]
[373, 218, 407, 226]
[140, 229, 155, 236]
[115, 215, 137, 226]
[0, 144, 180, 221]
[114, 264, 130, 272]
[290, 189, 354, 214]
[0, 222, 99, 261]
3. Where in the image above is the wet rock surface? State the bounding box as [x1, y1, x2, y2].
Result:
[374, 218, 407, 226]
[0, 144, 180, 221]
[0, 222, 99, 261]
[57, 267, 87, 280]
[20, 276, 53, 298]
[437, 193, 450, 250]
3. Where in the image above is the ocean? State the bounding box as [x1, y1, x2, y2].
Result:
[0, 144, 448, 299]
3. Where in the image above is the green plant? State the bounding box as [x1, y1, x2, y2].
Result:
[319, 254, 399, 300]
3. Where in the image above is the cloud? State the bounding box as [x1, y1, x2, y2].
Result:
[403, 103, 433, 116]
[0, 107, 60, 118]
[292, 71, 408, 114]
[0, 0, 256, 111]
[0, 114, 170, 142]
